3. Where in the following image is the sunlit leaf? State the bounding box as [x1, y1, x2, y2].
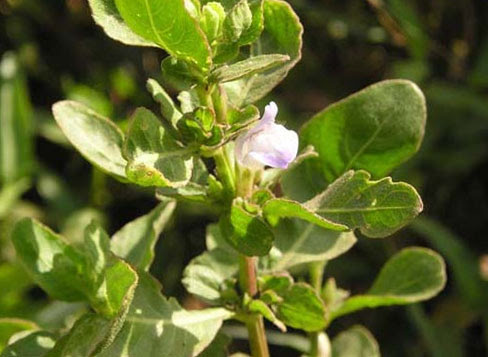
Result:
[0, 319, 37, 351]
[52, 100, 127, 181]
[329, 247, 446, 321]
[111, 200, 176, 271]
[267, 219, 356, 272]
[123, 107, 194, 188]
[0, 331, 56, 357]
[284, 80, 426, 201]
[305, 170, 423, 238]
[97, 273, 233, 357]
[12, 218, 138, 318]
[88, 0, 156, 47]
[114, 0, 211, 69]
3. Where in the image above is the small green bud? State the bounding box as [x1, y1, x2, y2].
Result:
[223, 0, 253, 42]
[200, 2, 226, 43]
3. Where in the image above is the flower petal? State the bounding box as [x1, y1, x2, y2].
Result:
[234, 101, 298, 170]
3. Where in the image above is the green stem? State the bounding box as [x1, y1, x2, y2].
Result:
[309, 261, 331, 357]
[212, 84, 228, 124]
[246, 314, 270, 357]
[213, 147, 236, 197]
[310, 261, 326, 292]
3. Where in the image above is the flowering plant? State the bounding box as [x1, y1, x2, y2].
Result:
[4, 0, 446, 356]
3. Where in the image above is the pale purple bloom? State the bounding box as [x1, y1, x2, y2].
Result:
[235, 102, 299, 169]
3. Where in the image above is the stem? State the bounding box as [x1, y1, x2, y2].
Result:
[239, 255, 269, 357]
[309, 261, 326, 292]
[213, 147, 236, 197]
[212, 84, 228, 124]
[309, 261, 331, 357]
[239, 255, 258, 297]
[246, 314, 270, 357]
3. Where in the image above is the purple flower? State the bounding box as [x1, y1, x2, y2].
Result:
[235, 102, 299, 169]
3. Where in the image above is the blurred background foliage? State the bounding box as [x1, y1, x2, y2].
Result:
[1, 0, 488, 355]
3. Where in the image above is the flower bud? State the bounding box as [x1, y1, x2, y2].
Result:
[235, 102, 298, 169]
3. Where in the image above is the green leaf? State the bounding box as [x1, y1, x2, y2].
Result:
[195, 223, 240, 303]
[97, 273, 233, 357]
[1, 331, 56, 357]
[161, 57, 201, 92]
[211, 54, 290, 83]
[0, 319, 37, 351]
[52, 100, 127, 180]
[81, 222, 139, 318]
[329, 247, 446, 321]
[262, 145, 318, 190]
[88, 0, 156, 47]
[220, 199, 274, 256]
[12, 218, 138, 318]
[177, 107, 218, 145]
[146, 79, 182, 129]
[0, 53, 34, 185]
[410, 217, 488, 309]
[182, 248, 239, 303]
[268, 219, 357, 273]
[273, 282, 326, 332]
[46, 313, 116, 356]
[178, 89, 201, 114]
[305, 170, 423, 238]
[214, 42, 240, 64]
[228, 105, 260, 132]
[262, 198, 348, 231]
[123, 107, 194, 188]
[114, 0, 211, 69]
[299, 79, 426, 187]
[12, 218, 87, 302]
[223, 0, 253, 42]
[331, 325, 380, 357]
[111, 200, 176, 271]
[223, 0, 303, 106]
[198, 333, 231, 357]
[156, 158, 210, 203]
[205, 223, 235, 252]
